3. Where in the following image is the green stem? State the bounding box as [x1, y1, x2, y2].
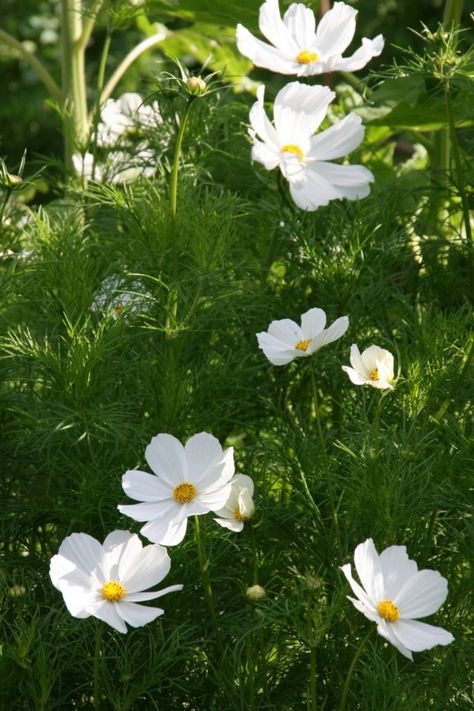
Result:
[0, 189, 12, 227]
[338, 628, 374, 711]
[169, 100, 193, 219]
[194, 515, 223, 653]
[442, 0, 464, 27]
[93, 623, 103, 711]
[89, 32, 112, 182]
[100, 32, 166, 105]
[444, 82, 472, 242]
[310, 362, 326, 454]
[371, 392, 384, 462]
[77, 0, 104, 52]
[433, 335, 474, 421]
[0, 29, 64, 104]
[310, 645, 317, 711]
[250, 524, 259, 585]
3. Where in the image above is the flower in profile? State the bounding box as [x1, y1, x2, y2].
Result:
[118, 432, 234, 546]
[214, 474, 255, 532]
[340, 538, 454, 660]
[342, 344, 394, 389]
[249, 82, 373, 210]
[236, 0, 383, 76]
[49, 530, 182, 633]
[257, 307, 348, 366]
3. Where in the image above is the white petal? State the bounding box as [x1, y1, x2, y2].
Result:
[354, 538, 384, 602]
[274, 82, 334, 144]
[376, 619, 413, 660]
[121, 470, 171, 502]
[391, 619, 454, 652]
[256, 332, 299, 365]
[259, 0, 298, 53]
[145, 433, 187, 485]
[282, 3, 316, 48]
[126, 584, 183, 602]
[214, 517, 244, 532]
[308, 113, 364, 162]
[140, 514, 189, 546]
[347, 595, 379, 623]
[102, 531, 142, 581]
[378, 545, 418, 600]
[349, 344, 367, 375]
[119, 543, 171, 593]
[312, 162, 373, 201]
[308, 316, 349, 353]
[251, 140, 280, 171]
[53, 533, 103, 581]
[330, 35, 384, 72]
[116, 601, 164, 628]
[118, 500, 178, 523]
[90, 600, 128, 633]
[267, 318, 303, 344]
[340, 563, 375, 609]
[233, 473, 255, 497]
[289, 166, 340, 210]
[315, 1, 357, 57]
[49, 553, 92, 592]
[341, 365, 368, 385]
[395, 570, 449, 619]
[236, 25, 298, 74]
[185, 432, 225, 486]
[249, 85, 280, 149]
[300, 308, 326, 338]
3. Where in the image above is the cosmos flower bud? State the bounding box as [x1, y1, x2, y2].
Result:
[186, 76, 207, 95]
[246, 584, 266, 601]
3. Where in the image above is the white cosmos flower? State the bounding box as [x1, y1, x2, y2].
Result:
[49, 530, 183, 634]
[97, 92, 160, 148]
[214, 474, 255, 532]
[118, 432, 234, 546]
[249, 82, 373, 211]
[341, 538, 454, 660]
[257, 307, 348, 366]
[342, 344, 394, 389]
[236, 0, 383, 76]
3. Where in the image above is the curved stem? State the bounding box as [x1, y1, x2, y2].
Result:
[338, 628, 374, 711]
[93, 623, 103, 710]
[310, 644, 317, 711]
[194, 515, 223, 653]
[100, 32, 166, 104]
[169, 100, 193, 219]
[0, 28, 64, 104]
[77, 0, 104, 52]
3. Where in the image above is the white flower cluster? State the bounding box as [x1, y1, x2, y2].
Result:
[73, 92, 162, 184]
[236, 0, 383, 210]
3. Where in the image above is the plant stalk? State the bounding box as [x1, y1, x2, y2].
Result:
[310, 644, 317, 711]
[194, 515, 223, 653]
[338, 628, 374, 711]
[93, 623, 103, 711]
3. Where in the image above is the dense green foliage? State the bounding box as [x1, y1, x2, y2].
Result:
[1, 1, 473, 709]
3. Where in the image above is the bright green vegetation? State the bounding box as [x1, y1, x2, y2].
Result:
[0, 1, 472, 709]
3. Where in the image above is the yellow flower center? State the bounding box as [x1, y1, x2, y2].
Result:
[101, 581, 125, 602]
[173, 481, 197, 504]
[295, 338, 312, 352]
[234, 507, 249, 522]
[377, 599, 400, 622]
[114, 304, 124, 315]
[369, 368, 379, 381]
[281, 144, 304, 162]
[296, 50, 319, 64]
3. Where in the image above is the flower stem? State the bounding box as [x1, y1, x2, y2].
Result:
[442, 0, 464, 27]
[310, 644, 317, 711]
[371, 392, 384, 462]
[0, 189, 12, 227]
[169, 100, 193, 219]
[444, 81, 472, 243]
[194, 515, 223, 653]
[93, 622, 103, 711]
[310, 362, 326, 454]
[338, 628, 374, 711]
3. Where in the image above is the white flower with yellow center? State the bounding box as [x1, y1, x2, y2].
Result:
[49, 530, 182, 633]
[237, 0, 383, 77]
[249, 82, 373, 211]
[257, 307, 348, 366]
[342, 344, 395, 389]
[341, 538, 454, 660]
[214, 474, 255, 532]
[118, 432, 234, 546]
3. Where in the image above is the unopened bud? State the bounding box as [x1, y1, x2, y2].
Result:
[186, 76, 207, 95]
[246, 584, 266, 602]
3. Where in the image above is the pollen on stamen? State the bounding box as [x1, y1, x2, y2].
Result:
[369, 368, 379, 381]
[281, 144, 304, 162]
[173, 481, 197, 504]
[234, 507, 248, 522]
[296, 50, 319, 65]
[101, 581, 125, 602]
[295, 338, 312, 352]
[377, 599, 400, 622]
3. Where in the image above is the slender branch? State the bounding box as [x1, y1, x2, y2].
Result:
[444, 81, 472, 242]
[0, 28, 64, 104]
[339, 628, 374, 711]
[310, 644, 317, 711]
[442, 0, 464, 27]
[100, 32, 166, 104]
[194, 516, 224, 654]
[77, 0, 104, 52]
